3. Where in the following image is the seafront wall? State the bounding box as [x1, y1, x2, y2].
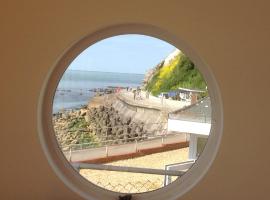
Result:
[54, 93, 168, 150]
[113, 94, 168, 133]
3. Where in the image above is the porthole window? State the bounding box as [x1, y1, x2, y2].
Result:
[38, 24, 223, 200]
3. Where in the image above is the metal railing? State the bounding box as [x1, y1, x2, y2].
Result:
[62, 131, 179, 152]
[76, 162, 185, 193]
[64, 132, 188, 163]
[64, 122, 167, 132]
[63, 135, 148, 151]
[73, 163, 185, 176]
[164, 160, 195, 186]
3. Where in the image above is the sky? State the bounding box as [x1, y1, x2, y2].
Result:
[68, 34, 176, 74]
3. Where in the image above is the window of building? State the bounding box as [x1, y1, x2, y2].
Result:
[38, 24, 223, 200]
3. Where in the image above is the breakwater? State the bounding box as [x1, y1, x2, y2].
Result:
[53, 102, 148, 150]
[53, 93, 171, 151]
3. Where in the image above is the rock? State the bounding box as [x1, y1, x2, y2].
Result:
[62, 113, 68, 120]
[80, 109, 87, 116]
[85, 115, 90, 123]
[53, 103, 148, 149]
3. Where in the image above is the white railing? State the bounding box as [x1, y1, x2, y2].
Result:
[61, 129, 169, 152]
[65, 132, 188, 162]
[61, 129, 183, 152]
[73, 163, 185, 177]
[164, 160, 195, 186]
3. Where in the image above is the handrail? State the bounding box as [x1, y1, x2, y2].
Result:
[61, 131, 174, 151]
[65, 123, 167, 132]
[72, 163, 185, 176]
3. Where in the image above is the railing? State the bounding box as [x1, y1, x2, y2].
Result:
[169, 113, 211, 123]
[65, 122, 167, 131]
[64, 135, 148, 151]
[64, 132, 188, 163]
[73, 163, 185, 176]
[75, 162, 186, 193]
[164, 160, 195, 186]
[62, 131, 183, 152]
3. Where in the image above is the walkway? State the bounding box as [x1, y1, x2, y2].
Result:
[64, 133, 188, 163]
[118, 91, 190, 113]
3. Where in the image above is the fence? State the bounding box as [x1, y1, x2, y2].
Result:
[77, 163, 183, 193]
[164, 160, 195, 185]
[61, 133, 188, 153]
[64, 132, 188, 163]
[61, 128, 171, 152]
[63, 121, 167, 134]
[95, 178, 164, 193]
[64, 135, 148, 151]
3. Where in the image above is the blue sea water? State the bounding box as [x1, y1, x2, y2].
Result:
[53, 70, 144, 112]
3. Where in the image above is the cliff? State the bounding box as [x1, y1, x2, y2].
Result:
[144, 49, 207, 96]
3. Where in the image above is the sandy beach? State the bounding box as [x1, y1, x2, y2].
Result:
[80, 148, 189, 193]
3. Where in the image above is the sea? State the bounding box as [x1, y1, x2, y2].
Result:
[53, 70, 144, 113]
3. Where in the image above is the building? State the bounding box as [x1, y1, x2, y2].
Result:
[178, 87, 206, 103]
[164, 98, 211, 185]
[165, 87, 205, 105]
[168, 97, 211, 159]
[1, 1, 270, 200]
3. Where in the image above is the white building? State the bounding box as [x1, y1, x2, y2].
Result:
[164, 97, 211, 185]
[168, 97, 211, 159]
[178, 87, 206, 104]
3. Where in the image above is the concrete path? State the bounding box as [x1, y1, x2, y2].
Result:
[118, 91, 190, 112]
[65, 133, 188, 162]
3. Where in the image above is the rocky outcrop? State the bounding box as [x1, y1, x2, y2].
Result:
[53, 104, 147, 150]
[86, 105, 147, 143]
[53, 107, 98, 150]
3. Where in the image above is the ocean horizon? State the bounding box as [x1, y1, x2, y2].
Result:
[53, 70, 144, 112]
[67, 69, 144, 75]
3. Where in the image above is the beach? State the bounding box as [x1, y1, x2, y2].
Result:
[80, 148, 189, 193]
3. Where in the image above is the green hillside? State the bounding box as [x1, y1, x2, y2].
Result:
[145, 52, 207, 96]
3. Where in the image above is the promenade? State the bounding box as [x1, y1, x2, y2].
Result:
[65, 133, 188, 163]
[63, 90, 191, 163]
[118, 91, 190, 113]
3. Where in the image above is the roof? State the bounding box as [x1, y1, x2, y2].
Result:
[178, 87, 206, 93]
[169, 97, 211, 123]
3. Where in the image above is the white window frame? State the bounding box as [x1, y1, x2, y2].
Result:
[37, 24, 223, 200]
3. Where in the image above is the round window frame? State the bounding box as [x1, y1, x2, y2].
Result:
[38, 24, 223, 200]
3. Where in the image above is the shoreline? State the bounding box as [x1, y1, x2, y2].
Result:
[53, 92, 149, 150]
[53, 88, 189, 152]
[53, 86, 129, 113]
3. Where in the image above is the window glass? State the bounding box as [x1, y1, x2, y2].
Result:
[52, 34, 211, 193]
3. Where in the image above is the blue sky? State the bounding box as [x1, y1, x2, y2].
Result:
[68, 34, 176, 74]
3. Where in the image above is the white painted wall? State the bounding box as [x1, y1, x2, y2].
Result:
[168, 119, 211, 136]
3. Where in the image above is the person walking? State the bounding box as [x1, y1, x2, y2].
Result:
[133, 89, 136, 100]
[146, 91, 150, 99]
